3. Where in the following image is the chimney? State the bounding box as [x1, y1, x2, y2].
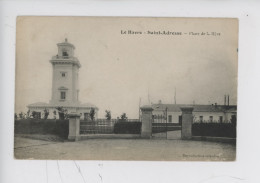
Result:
[228, 95, 229, 106]
[158, 100, 162, 104]
[224, 95, 226, 106]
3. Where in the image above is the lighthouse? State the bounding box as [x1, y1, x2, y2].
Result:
[49, 38, 81, 106]
[27, 39, 98, 119]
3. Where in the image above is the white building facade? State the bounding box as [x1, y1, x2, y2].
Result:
[27, 39, 98, 120]
[151, 103, 237, 124]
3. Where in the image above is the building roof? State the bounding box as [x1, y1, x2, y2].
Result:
[57, 38, 75, 49]
[79, 103, 99, 110]
[151, 103, 237, 113]
[27, 102, 50, 107]
[27, 102, 98, 110]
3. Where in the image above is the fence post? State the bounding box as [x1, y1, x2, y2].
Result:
[180, 107, 194, 140]
[140, 105, 153, 138]
[68, 112, 81, 141]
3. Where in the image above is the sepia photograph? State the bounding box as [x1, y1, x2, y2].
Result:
[14, 16, 238, 161]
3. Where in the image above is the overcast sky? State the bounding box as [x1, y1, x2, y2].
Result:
[15, 17, 238, 118]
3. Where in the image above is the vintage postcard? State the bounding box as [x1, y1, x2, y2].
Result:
[14, 16, 238, 161]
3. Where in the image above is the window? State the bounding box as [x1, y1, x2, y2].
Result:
[60, 91, 66, 100]
[33, 112, 41, 119]
[168, 115, 172, 123]
[199, 116, 203, 122]
[61, 72, 66, 77]
[219, 116, 223, 123]
[209, 116, 213, 122]
[62, 51, 68, 56]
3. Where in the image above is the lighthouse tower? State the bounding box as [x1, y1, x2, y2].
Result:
[27, 39, 98, 119]
[49, 38, 81, 106]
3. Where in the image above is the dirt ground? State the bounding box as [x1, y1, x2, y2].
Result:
[14, 134, 236, 161]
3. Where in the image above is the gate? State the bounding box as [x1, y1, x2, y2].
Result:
[152, 114, 168, 139]
[151, 108, 182, 139]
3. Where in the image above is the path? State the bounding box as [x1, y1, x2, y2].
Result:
[14, 135, 236, 161]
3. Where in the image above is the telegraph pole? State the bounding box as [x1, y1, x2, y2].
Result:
[174, 87, 176, 104]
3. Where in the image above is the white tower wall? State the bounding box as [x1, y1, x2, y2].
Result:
[49, 39, 81, 106]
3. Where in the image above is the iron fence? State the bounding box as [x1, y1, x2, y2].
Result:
[80, 119, 141, 134]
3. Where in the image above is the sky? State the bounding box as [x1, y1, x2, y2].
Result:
[15, 17, 238, 118]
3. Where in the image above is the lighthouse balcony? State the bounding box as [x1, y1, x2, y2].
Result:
[50, 56, 81, 67]
[52, 55, 79, 60]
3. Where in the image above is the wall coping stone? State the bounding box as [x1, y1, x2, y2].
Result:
[140, 105, 154, 112]
[180, 106, 194, 113]
[68, 112, 81, 118]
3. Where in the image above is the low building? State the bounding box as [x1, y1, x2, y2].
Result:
[27, 39, 98, 119]
[151, 103, 237, 124]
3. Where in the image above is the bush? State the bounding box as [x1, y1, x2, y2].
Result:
[14, 119, 69, 139]
[114, 122, 141, 134]
[192, 122, 236, 138]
